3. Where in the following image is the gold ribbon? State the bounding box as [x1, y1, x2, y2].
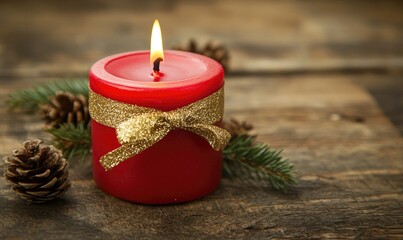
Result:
[89, 87, 231, 171]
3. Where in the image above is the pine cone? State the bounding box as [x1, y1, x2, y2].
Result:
[173, 39, 230, 72]
[40, 91, 90, 129]
[3, 139, 71, 203]
[223, 119, 254, 138]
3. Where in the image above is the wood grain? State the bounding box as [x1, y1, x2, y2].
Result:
[1, 0, 403, 239]
[1, 0, 403, 75]
[1, 76, 402, 239]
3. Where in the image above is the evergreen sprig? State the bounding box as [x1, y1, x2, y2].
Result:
[7, 78, 88, 112]
[222, 135, 296, 192]
[47, 123, 92, 161]
[6, 79, 297, 191]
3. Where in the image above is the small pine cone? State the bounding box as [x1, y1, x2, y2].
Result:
[223, 119, 254, 138]
[173, 39, 230, 72]
[40, 91, 90, 129]
[3, 139, 71, 203]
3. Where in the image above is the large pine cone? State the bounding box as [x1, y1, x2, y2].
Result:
[40, 91, 90, 129]
[3, 139, 70, 203]
[173, 39, 230, 72]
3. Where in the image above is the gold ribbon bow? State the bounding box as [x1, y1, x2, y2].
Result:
[89, 87, 231, 171]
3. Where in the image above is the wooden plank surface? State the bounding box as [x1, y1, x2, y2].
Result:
[1, 0, 403, 76]
[1, 75, 402, 239]
[1, 0, 403, 239]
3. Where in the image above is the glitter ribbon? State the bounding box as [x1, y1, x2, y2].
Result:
[89, 87, 231, 171]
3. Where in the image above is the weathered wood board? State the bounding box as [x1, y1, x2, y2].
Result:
[0, 76, 402, 239]
[1, 0, 403, 76]
[1, 0, 403, 238]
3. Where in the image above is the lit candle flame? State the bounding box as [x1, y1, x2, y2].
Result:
[150, 19, 164, 65]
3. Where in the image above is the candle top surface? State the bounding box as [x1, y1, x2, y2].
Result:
[89, 50, 224, 109]
[91, 50, 223, 90]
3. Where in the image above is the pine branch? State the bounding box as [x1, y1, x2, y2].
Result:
[222, 135, 296, 192]
[7, 78, 88, 112]
[7, 78, 296, 192]
[47, 123, 91, 161]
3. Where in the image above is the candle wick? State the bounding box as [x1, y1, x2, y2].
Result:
[153, 57, 163, 73]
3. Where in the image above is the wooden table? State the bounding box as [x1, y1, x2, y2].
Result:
[1, 1, 402, 239]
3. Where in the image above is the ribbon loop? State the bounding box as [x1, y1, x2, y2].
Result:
[89, 87, 231, 171]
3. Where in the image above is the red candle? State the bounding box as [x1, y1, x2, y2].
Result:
[89, 20, 225, 204]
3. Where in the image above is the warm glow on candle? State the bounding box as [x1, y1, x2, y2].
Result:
[150, 19, 164, 64]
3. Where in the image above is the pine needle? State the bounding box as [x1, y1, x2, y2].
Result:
[222, 135, 296, 192]
[47, 123, 92, 161]
[6, 78, 297, 192]
[46, 116, 296, 191]
[7, 78, 88, 112]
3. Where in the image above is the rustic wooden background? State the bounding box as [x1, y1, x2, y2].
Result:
[1, 0, 402, 239]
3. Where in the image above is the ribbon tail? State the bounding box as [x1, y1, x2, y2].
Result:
[186, 124, 231, 151]
[100, 134, 166, 170]
[99, 142, 145, 171]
